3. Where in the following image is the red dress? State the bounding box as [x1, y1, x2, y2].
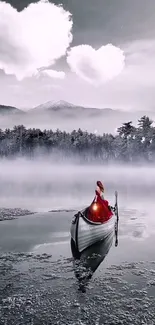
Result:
[87, 190, 113, 223]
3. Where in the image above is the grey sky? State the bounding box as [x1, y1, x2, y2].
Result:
[0, 0, 155, 109]
[7, 0, 155, 43]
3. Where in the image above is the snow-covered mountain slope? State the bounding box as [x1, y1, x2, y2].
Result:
[29, 100, 87, 112]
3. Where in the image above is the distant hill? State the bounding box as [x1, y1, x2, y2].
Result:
[30, 100, 117, 114]
[30, 100, 79, 112]
[28, 100, 124, 121]
[0, 105, 24, 115]
[0, 100, 155, 134]
[27, 100, 138, 133]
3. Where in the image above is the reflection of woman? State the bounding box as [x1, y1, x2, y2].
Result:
[87, 181, 113, 223]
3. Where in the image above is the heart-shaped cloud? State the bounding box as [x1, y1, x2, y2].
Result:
[0, 0, 73, 80]
[67, 44, 125, 85]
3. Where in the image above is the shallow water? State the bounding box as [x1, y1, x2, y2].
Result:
[0, 207, 155, 324]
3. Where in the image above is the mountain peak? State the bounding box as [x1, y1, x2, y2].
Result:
[53, 100, 74, 106]
[32, 100, 78, 112]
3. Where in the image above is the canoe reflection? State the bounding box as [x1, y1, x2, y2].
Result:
[71, 232, 113, 292]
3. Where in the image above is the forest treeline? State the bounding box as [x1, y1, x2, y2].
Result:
[0, 115, 155, 163]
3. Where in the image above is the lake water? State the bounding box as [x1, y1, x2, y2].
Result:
[0, 162, 155, 324]
[0, 206, 155, 325]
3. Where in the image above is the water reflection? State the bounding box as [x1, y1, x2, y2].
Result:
[71, 233, 113, 292]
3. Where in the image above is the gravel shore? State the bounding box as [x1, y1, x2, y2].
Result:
[0, 208, 35, 221]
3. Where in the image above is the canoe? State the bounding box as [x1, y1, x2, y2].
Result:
[70, 207, 116, 253]
[71, 232, 113, 292]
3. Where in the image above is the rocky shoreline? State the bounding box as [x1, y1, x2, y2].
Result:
[49, 209, 76, 212]
[0, 208, 35, 221]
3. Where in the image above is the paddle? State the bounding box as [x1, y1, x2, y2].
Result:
[114, 191, 119, 247]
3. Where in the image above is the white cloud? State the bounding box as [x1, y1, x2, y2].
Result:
[67, 44, 125, 85]
[41, 69, 65, 79]
[0, 0, 73, 80]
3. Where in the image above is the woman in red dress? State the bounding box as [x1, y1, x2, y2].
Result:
[87, 181, 113, 223]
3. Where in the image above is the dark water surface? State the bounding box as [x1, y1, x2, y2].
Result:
[0, 208, 155, 324]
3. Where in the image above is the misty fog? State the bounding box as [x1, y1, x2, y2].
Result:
[0, 157, 154, 211]
[0, 111, 125, 134]
[1, 108, 155, 134]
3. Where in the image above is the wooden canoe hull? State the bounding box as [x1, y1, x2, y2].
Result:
[70, 210, 115, 253]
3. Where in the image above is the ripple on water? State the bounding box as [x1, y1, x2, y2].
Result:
[118, 207, 155, 241]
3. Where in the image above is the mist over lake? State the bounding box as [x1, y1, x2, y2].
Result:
[0, 158, 154, 211]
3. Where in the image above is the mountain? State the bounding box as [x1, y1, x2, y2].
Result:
[30, 100, 114, 113]
[25, 100, 130, 133]
[0, 100, 155, 134]
[31, 100, 78, 112]
[0, 105, 25, 130]
[29, 100, 121, 120]
[0, 105, 24, 115]
[25, 100, 155, 134]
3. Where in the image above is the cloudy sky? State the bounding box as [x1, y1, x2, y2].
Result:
[0, 0, 155, 110]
